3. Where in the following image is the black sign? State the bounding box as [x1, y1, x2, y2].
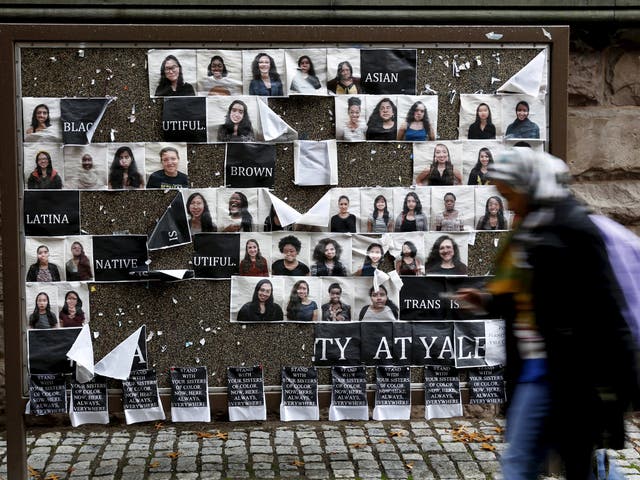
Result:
[331, 365, 367, 407]
[227, 365, 264, 407]
[192, 233, 240, 279]
[375, 366, 411, 406]
[225, 143, 276, 188]
[60, 98, 110, 145]
[392, 322, 414, 366]
[411, 322, 455, 366]
[281, 366, 318, 407]
[453, 321, 487, 368]
[361, 322, 394, 365]
[28, 327, 82, 374]
[148, 192, 191, 250]
[468, 366, 506, 404]
[24, 190, 80, 236]
[29, 373, 67, 415]
[360, 49, 417, 95]
[122, 369, 160, 410]
[70, 376, 108, 412]
[162, 97, 207, 143]
[313, 323, 362, 366]
[170, 366, 208, 408]
[424, 365, 460, 405]
[131, 325, 149, 372]
[92, 235, 149, 281]
[400, 277, 447, 320]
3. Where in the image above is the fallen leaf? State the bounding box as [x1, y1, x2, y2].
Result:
[481, 443, 497, 451]
[291, 460, 305, 467]
[44, 474, 61, 480]
[166, 451, 181, 459]
[494, 426, 505, 434]
[196, 431, 214, 439]
[215, 431, 228, 440]
[406, 461, 414, 470]
[389, 431, 405, 437]
[28, 466, 42, 479]
[154, 422, 164, 430]
[66, 466, 76, 473]
[377, 439, 387, 444]
[149, 461, 160, 468]
[350, 443, 366, 449]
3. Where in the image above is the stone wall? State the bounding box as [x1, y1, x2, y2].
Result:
[568, 28, 640, 233]
[1, 26, 639, 420]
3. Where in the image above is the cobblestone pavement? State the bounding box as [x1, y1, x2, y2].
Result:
[1, 415, 639, 479]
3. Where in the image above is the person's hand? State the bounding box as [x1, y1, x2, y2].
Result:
[445, 288, 490, 315]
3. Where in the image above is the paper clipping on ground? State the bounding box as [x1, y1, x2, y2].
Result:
[497, 50, 547, 97]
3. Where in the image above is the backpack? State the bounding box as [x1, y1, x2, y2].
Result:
[589, 214, 640, 347]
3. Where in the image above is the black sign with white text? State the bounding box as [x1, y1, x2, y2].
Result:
[281, 366, 318, 407]
[170, 366, 208, 408]
[70, 376, 108, 412]
[28, 327, 82, 374]
[225, 143, 276, 188]
[60, 98, 111, 145]
[360, 322, 394, 365]
[122, 369, 161, 410]
[148, 192, 191, 250]
[453, 321, 487, 368]
[192, 233, 240, 278]
[313, 323, 362, 366]
[360, 49, 417, 94]
[424, 365, 460, 405]
[331, 365, 367, 407]
[227, 365, 264, 408]
[162, 97, 207, 143]
[29, 373, 67, 415]
[468, 366, 506, 404]
[92, 235, 149, 281]
[375, 366, 410, 406]
[24, 190, 80, 236]
[411, 322, 455, 366]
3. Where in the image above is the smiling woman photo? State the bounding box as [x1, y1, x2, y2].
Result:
[155, 55, 195, 96]
[505, 100, 540, 139]
[27, 150, 63, 189]
[217, 100, 255, 142]
[237, 279, 283, 322]
[425, 235, 467, 275]
[249, 52, 283, 96]
[271, 235, 309, 276]
[147, 146, 188, 188]
[286, 279, 318, 321]
[222, 191, 253, 232]
[186, 192, 216, 233]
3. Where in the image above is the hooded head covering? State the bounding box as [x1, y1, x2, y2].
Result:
[487, 148, 571, 205]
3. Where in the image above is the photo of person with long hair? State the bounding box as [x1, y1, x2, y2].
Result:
[354, 242, 384, 277]
[237, 279, 283, 322]
[358, 284, 399, 321]
[425, 235, 468, 275]
[206, 55, 239, 96]
[108, 146, 144, 189]
[415, 143, 462, 186]
[394, 192, 428, 232]
[271, 235, 309, 276]
[367, 194, 393, 233]
[330, 195, 357, 233]
[58, 290, 85, 328]
[397, 100, 435, 141]
[342, 97, 367, 142]
[216, 100, 255, 142]
[321, 283, 351, 321]
[26, 245, 61, 282]
[289, 55, 321, 93]
[154, 54, 195, 96]
[27, 151, 63, 189]
[476, 196, 507, 230]
[239, 239, 269, 276]
[26, 103, 51, 135]
[222, 191, 253, 232]
[505, 100, 540, 139]
[327, 60, 361, 95]
[467, 103, 496, 140]
[186, 192, 216, 233]
[29, 292, 58, 329]
[249, 52, 283, 96]
[286, 279, 318, 321]
[310, 238, 347, 276]
[65, 241, 92, 281]
[395, 241, 423, 276]
[366, 97, 397, 141]
[434, 192, 464, 232]
[467, 147, 494, 185]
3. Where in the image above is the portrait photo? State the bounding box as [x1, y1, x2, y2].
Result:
[424, 232, 470, 276]
[474, 186, 510, 231]
[148, 49, 197, 98]
[392, 187, 431, 233]
[62, 145, 108, 190]
[388, 231, 426, 277]
[351, 234, 385, 277]
[461, 141, 503, 187]
[106, 143, 146, 190]
[413, 141, 463, 187]
[335, 95, 367, 142]
[396, 95, 438, 142]
[196, 49, 243, 97]
[64, 236, 94, 282]
[283, 276, 321, 322]
[353, 278, 400, 322]
[364, 95, 399, 141]
[22, 98, 62, 143]
[430, 186, 475, 232]
[501, 94, 546, 141]
[208, 96, 261, 143]
[182, 188, 218, 234]
[216, 188, 259, 233]
[319, 278, 355, 322]
[270, 232, 311, 276]
[25, 283, 59, 330]
[25, 237, 65, 283]
[326, 48, 361, 96]
[144, 142, 189, 189]
[238, 233, 273, 277]
[329, 188, 360, 233]
[309, 233, 353, 277]
[230, 276, 285, 323]
[285, 48, 327, 96]
[459, 94, 502, 140]
[23, 143, 65, 190]
[242, 49, 286, 97]
[359, 187, 395, 233]
[56, 282, 91, 328]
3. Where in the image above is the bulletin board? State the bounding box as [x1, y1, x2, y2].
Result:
[0, 23, 568, 477]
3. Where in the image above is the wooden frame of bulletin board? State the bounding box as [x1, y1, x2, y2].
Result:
[0, 24, 568, 479]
